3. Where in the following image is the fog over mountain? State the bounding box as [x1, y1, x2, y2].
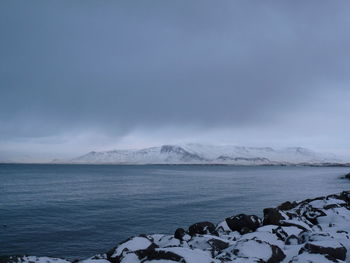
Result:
[1, 1, 350, 162]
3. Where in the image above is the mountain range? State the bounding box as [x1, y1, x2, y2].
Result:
[68, 143, 341, 165]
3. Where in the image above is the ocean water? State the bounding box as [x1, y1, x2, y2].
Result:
[1, 164, 350, 260]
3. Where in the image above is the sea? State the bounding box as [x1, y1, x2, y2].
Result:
[1, 164, 350, 259]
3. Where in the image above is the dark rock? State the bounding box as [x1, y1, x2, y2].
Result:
[302, 207, 326, 225]
[278, 201, 297, 211]
[272, 226, 289, 241]
[225, 214, 261, 233]
[106, 235, 156, 262]
[240, 226, 253, 234]
[215, 252, 235, 262]
[188, 221, 216, 236]
[290, 252, 341, 263]
[343, 173, 350, 180]
[336, 230, 348, 234]
[208, 238, 230, 251]
[174, 228, 186, 241]
[298, 232, 309, 244]
[231, 239, 285, 263]
[268, 244, 286, 263]
[0, 256, 23, 263]
[263, 208, 284, 225]
[339, 191, 350, 203]
[301, 196, 324, 205]
[106, 255, 120, 263]
[285, 211, 298, 219]
[306, 233, 333, 243]
[301, 242, 347, 261]
[135, 249, 185, 262]
[279, 221, 309, 232]
[326, 194, 341, 200]
[324, 204, 341, 210]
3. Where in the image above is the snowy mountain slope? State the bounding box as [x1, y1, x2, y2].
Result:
[70, 144, 340, 164]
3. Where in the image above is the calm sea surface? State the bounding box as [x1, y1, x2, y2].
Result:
[1, 164, 350, 259]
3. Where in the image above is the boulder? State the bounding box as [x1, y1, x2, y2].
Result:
[343, 173, 350, 180]
[187, 236, 230, 256]
[278, 201, 297, 211]
[290, 252, 345, 263]
[225, 214, 262, 233]
[272, 226, 289, 241]
[156, 247, 214, 263]
[174, 228, 186, 241]
[263, 208, 285, 225]
[207, 238, 230, 252]
[135, 249, 184, 262]
[118, 249, 185, 263]
[300, 241, 347, 261]
[152, 234, 181, 247]
[107, 236, 156, 259]
[228, 239, 286, 263]
[188, 221, 216, 236]
[339, 191, 350, 203]
[279, 219, 311, 232]
[302, 207, 326, 225]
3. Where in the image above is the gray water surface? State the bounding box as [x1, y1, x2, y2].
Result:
[1, 164, 349, 259]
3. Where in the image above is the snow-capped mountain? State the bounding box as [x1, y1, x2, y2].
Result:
[70, 143, 340, 165]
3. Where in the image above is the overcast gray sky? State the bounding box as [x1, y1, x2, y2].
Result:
[1, 1, 350, 161]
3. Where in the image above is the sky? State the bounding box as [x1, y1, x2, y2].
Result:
[1, 1, 350, 162]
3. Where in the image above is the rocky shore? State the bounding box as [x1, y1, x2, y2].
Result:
[2, 191, 350, 263]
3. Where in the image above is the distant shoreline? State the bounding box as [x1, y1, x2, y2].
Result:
[1, 162, 350, 167]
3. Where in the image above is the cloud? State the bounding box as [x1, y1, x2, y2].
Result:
[1, 1, 350, 159]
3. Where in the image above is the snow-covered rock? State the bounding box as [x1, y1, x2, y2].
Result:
[3, 191, 350, 263]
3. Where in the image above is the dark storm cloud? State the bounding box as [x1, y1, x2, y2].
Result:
[1, 1, 350, 157]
